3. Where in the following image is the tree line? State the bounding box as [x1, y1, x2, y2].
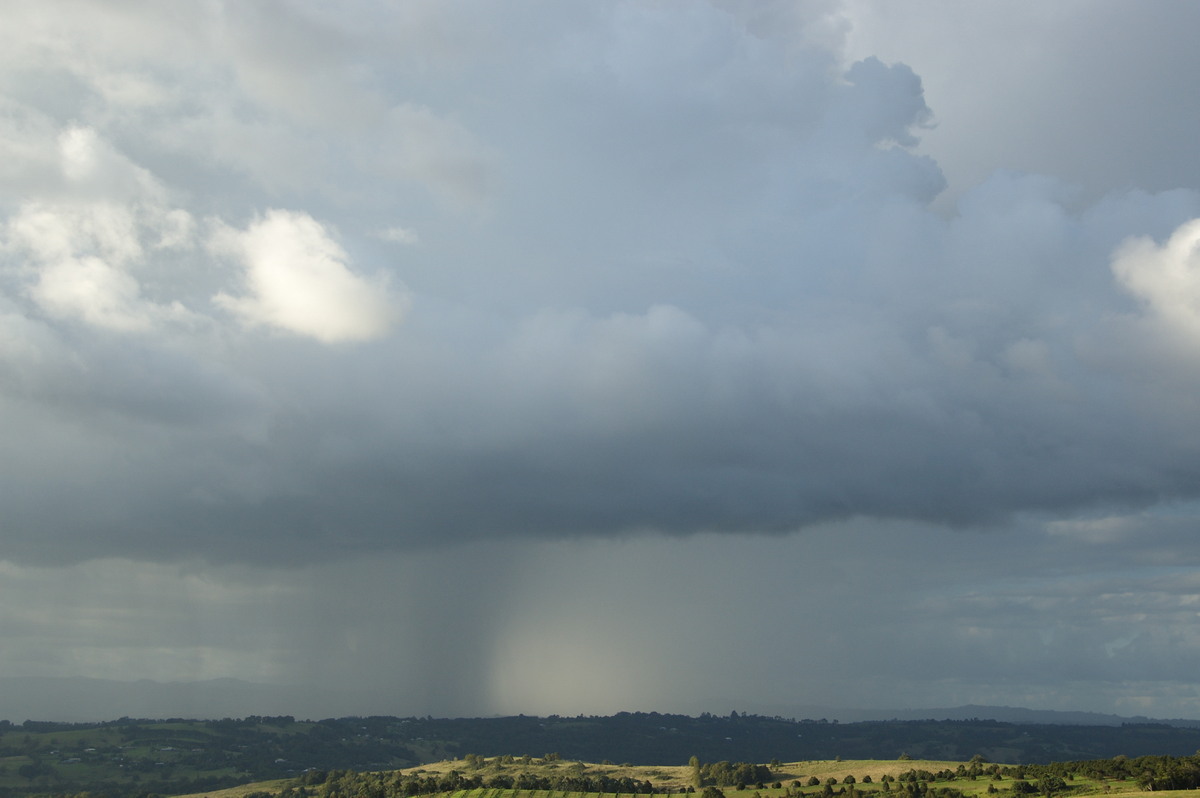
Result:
[1019, 752, 1200, 791]
[300, 767, 663, 798]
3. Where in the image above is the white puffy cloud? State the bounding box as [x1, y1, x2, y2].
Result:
[32, 256, 153, 332]
[212, 210, 403, 343]
[5, 199, 199, 333]
[1113, 218, 1200, 340]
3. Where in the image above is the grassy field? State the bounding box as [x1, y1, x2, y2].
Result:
[172, 779, 295, 798]
[171, 757, 1156, 798]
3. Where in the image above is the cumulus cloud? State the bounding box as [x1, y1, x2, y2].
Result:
[32, 256, 153, 332]
[839, 1, 1200, 205]
[5, 200, 199, 333]
[0, 0, 1196, 564]
[1113, 218, 1200, 339]
[211, 210, 402, 343]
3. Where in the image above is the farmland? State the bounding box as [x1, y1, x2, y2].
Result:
[175, 753, 1191, 798]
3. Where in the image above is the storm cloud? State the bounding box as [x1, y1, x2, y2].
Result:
[2, 0, 1200, 719]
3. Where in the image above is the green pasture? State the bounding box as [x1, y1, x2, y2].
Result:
[172, 757, 1150, 798]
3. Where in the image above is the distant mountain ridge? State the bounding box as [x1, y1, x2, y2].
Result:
[2, 676, 1199, 728]
[770, 703, 1200, 727]
[889, 704, 1200, 727]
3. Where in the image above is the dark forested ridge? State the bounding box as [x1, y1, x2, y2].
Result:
[393, 713, 1200, 765]
[2, 713, 1200, 797]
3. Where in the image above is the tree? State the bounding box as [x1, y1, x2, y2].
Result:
[1037, 776, 1066, 796]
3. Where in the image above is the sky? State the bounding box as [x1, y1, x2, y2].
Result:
[2, 0, 1200, 722]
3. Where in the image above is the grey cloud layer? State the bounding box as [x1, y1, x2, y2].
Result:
[1, 2, 1199, 566]
[6, 516, 1199, 719]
